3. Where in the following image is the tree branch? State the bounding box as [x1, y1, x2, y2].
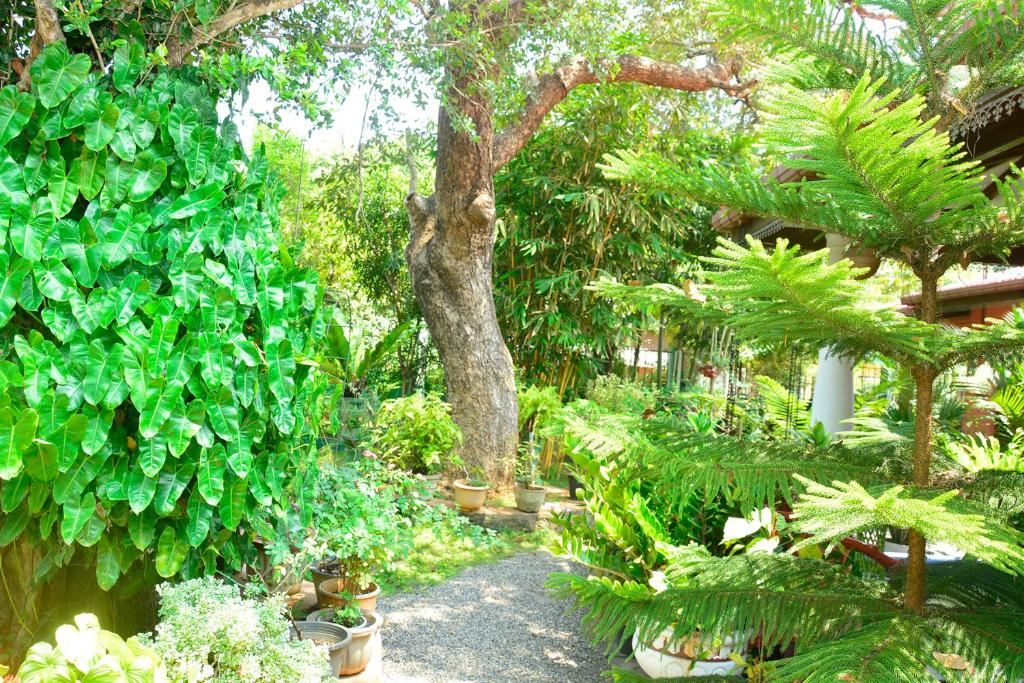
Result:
[492, 54, 752, 171]
[164, 0, 305, 67]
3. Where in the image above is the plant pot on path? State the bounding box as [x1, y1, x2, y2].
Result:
[310, 559, 340, 594]
[307, 608, 369, 630]
[453, 479, 489, 512]
[632, 628, 743, 678]
[290, 620, 352, 678]
[514, 484, 547, 513]
[317, 577, 381, 612]
[339, 610, 382, 676]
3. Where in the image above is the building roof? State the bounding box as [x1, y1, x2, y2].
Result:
[902, 268, 1024, 305]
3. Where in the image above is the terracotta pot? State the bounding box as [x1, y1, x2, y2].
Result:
[317, 577, 381, 612]
[632, 628, 743, 678]
[290, 620, 352, 677]
[338, 610, 382, 676]
[514, 485, 546, 513]
[307, 608, 368, 630]
[452, 479, 489, 512]
[309, 559, 340, 594]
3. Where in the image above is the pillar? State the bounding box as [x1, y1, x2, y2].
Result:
[809, 234, 856, 434]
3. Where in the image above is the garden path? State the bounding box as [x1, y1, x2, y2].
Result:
[379, 550, 608, 682]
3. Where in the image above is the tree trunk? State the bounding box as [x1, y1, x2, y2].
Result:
[904, 273, 938, 613]
[405, 76, 519, 486]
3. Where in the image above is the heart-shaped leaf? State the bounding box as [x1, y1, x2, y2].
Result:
[168, 182, 226, 219]
[0, 86, 35, 145]
[155, 525, 188, 577]
[29, 42, 91, 109]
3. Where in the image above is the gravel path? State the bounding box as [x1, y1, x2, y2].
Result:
[379, 550, 609, 683]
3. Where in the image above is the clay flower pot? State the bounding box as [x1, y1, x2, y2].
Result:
[307, 608, 368, 630]
[338, 610, 382, 676]
[632, 627, 743, 678]
[845, 244, 881, 279]
[317, 577, 381, 612]
[452, 479, 489, 512]
[514, 484, 547, 513]
[290, 620, 352, 677]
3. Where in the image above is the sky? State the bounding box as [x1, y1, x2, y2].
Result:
[231, 79, 436, 158]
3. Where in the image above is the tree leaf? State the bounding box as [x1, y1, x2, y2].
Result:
[138, 434, 167, 477]
[153, 459, 195, 516]
[83, 101, 120, 151]
[81, 405, 113, 456]
[0, 503, 29, 547]
[169, 254, 203, 309]
[47, 413, 88, 471]
[166, 104, 198, 155]
[0, 254, 32, 326]
[23, 442, 59, 482]
[185, 126, 217, 184]
[127, 508, 156, 550]
[265, 339, 296, 402]
[127, 460, 157, 514]
[219, 476, 247, 531]
[97, 204, 150, 268]
[112, 42, 145, 91]
[0, 86, 35, 146]
[33, 259, 76, 302]
[163, 399, 206, 458]
[29, 42, 91, 109]
[139, 379, 183, 439]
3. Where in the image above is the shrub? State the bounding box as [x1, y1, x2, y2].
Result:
[146, 577, 331, 683]
[17, 613, 167, 683]
[0, 43, 327, 588]
[372, 393, 462, 474]
[585, 375, 657, 414]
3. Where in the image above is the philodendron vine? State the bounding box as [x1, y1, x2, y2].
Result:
[0, 42, 328, 590]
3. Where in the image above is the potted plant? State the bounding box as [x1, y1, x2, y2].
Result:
[317, 578, 382, 612]
[373, 393, 464, 493]
[310, 609, 382, 676]
[306, 460, 409, 607]
[514, 436, 547, 513]
[452, 466, 490, 512]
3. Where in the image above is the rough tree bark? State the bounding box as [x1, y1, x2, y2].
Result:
[406, 42, 749, 485]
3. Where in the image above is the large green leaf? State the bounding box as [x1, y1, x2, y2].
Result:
[0, 408, 38, 480]
[81, 405, 113, 456]
[147, 316, 179, 374]
[127, 461, 157, 514]
[168, 182, 226, 219]
[127, 508, 156, 550]
[47, 162, 79, 218]
[206, 386, 239, 441]
[0, 503, 29, 547]
[170, 254, 203, 309]
[163, 400, 206, 458]
[29, 42, 91, 109]
[139, 379, 184, 439]
[95, 535, 121, 590]
[33, 259, 76, 302]
[60, 491, 95, 544]
[47, 413, 88, 471]
[58, 220, 101, 287]
[83, 100, 120, 151]
[23, 442, 59, 482]
[219, 476, 247, 531]
[138, 434, 167, 477]
[184, 490, 212, 547]
[266, 339, 296, 401]
[185, 126, 217, 184]
[197, 444, 225, 505]
[98, 204, 150, 268]
[83, 341, 124, 405]
[113, 273, 151, 325]
[166, 104, 199, 155]
[128, 149, 167, 202]
[11, 201, 55, 262]
[0, 86, 35, 145]
[155, 525, 188, 577]
[0, 254, 32, 326]
[154, 460, 195, 516]
[69, 148, 106, 200]
[112, 42, 145, 91]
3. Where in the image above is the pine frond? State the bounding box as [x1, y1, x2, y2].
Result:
[561, 412, 900, 513]
[791, 477, 1024, 574]
[937, 308, 1024, 371]
[931, 606, 1024, 680]
[755, 374, 812, 433]
[936, 0, 1024, 105]
[710, 0, 909, 87]
[591, 238, 938, 366]
[757, 74, 993, 256]
[959, 470, 1024, 518]
[600, 150, 860, 236]
[549, 550, 903, 656]
[768, 617, 938, 682]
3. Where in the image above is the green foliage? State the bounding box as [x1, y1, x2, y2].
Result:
[146, 577, 331, 683]
[320, 309, 411, 397]
[949, 431, 1024, 473]
[0, 45, 326, 589]
[372, 393, 463, 475]
[584, 375, 658, 414]
[495, 86, 750, 391]
[517, 385, 563, 437]
[17, 613, 167, 683]
[300, 458, 414, 590]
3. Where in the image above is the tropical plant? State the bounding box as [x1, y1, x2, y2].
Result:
[0, 44, 327, 599]
[948, 431, 1024, 474]
[146, 577, 331, 683]
[302, 459, 413, 592]
[372, 393, 463, 475]
[551, 1, 1024, 676]
[585, 375, 658, 414]
[320, 309, 411, 398]
[17, 613, 167, 683]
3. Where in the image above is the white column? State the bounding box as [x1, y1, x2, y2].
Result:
[810, 234, 855, 435]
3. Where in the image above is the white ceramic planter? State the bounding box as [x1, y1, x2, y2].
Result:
[632, 628, 742, 678]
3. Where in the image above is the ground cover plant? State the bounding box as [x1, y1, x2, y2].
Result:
[550, 0, 1024, 678]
